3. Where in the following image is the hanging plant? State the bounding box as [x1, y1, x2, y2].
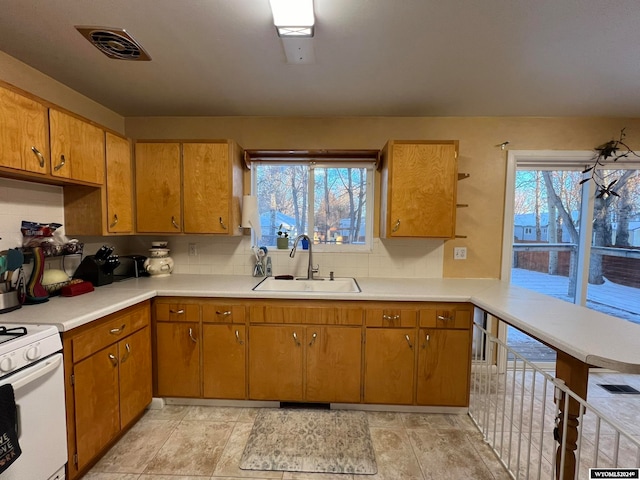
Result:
[581, 128, 639, 198]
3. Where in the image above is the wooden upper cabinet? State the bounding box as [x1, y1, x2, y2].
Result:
[182, 141, 243, 235]
[49, 108, 105, 184]
[105, 133, 134, 233]
[135, 142, 182, 233]
[0, 84, 49, 175]
[380, 140, 458, 238]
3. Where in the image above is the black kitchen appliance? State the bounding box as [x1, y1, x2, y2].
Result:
[72, 245, 120, 287]
[112, 255, 148, 281]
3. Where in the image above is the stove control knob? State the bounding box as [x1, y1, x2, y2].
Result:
[26, 346, 41, 361]
[0, 357, 14, 373]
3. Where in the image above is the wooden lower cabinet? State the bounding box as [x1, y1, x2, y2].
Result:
[248, 324, 362, 403]
[364, 328, 416, 404]
[305, 326, 362, 403]
[64, 301, 151, 479]
[203, 324, 246, 399]
[248, 325, 304, 401]
[155, 321, 201, 397]
[416, 328, 471, 406]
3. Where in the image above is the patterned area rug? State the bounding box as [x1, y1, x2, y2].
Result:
[239, 409, 377, 474]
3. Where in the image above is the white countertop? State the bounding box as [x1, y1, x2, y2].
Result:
[2, 274, 640, 373]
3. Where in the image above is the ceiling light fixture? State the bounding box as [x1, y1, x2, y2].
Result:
[269, 0, 315, 37]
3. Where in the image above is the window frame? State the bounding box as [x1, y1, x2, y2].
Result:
[250, 159, 375, 252]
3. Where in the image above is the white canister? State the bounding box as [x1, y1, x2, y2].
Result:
[144, 248, 174, 277]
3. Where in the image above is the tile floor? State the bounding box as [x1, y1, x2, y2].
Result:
[83, 372, 640, 480]
[83, 405, 512, 480]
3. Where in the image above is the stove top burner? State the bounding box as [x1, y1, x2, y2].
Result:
[0, 326, 28, 345]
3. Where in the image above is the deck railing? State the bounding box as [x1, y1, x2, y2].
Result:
[469, 319, 640, 479]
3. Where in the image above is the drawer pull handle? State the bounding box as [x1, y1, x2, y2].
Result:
[309, 332, 317, 346]
[170, 309, 185, 315]
[188, 328, 197, 343]
[219, 217, 228, 230]
[54, 154, 66, 171]
[422, 334, 430, 349]
[110, 324, 126, 335]
[382, 314, 400, 321]
[405, 334, 413, 349]
[109, 214, 119, 228]
[108, 353, 118, 366]
[171, 216, 180, 230]
[216, 310, 232, 317]
[121, 343, 131, 363]
[392, 219, 401, 233]
[437, 315, 454, 321]
[292, 332, 301, 346]
[235, 330, 244, 345]
[31, 146, 45, 167]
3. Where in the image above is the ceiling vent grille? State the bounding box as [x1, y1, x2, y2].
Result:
[75, 27, 151, 61]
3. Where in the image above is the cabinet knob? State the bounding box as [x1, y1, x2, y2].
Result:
[422, 334, 430, 349]
[121, 343, 131, 363]
[169, 309, 185, 315]
[110, 324, 126, 335]
[171, 216, 180, 230]
[31, 146, 45, 168]
[383, 314, 400, 322]
[219, 217, 228, 230]
[404, 334, 413, 349]
[188, 328, 197, 343]
[109, 214, 119, 229]
[392, 219, 401, 233]
[235, 330, 244, 345]
[54, 154, 66, 171]
[108, 353, 118, 366]
[308, 332, 318, 346]
[216, 310, 232, 317]
[292, 332, 301, 346]
[437, 315, 454, 321]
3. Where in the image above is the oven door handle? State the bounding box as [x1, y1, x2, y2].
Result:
[10, 354, 63, 391]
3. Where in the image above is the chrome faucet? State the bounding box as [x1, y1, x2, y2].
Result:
[290, 234, 321, 280]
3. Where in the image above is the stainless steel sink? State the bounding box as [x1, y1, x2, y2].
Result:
[253, 277, 361, 293]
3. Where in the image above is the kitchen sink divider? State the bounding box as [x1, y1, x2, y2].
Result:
[469, 320, 640, 480]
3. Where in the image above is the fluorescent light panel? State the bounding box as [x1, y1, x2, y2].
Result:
[269, 0, 314, 37]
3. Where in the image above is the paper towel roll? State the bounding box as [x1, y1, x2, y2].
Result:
[241, 195, 261, 240]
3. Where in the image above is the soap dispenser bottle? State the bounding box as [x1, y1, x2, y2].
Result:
[265, 256, 272, 276]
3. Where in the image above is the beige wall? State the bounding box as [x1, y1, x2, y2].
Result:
[0, 51, 124, 133]
[125, 116, 640, 278]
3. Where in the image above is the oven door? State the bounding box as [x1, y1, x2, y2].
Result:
[0, 353, 67, 480]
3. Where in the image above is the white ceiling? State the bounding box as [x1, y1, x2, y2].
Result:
[1, 0, 639, 118]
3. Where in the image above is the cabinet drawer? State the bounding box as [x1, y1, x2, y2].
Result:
[72, 303, 150, 363]
[264, 306, 336, 324]
[365, 308, 417, 327]
[419, 306, 471, 329]
[202, 303, 245, 324]
[155, 302, 200, 322]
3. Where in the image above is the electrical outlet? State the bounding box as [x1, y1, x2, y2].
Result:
[188, 243, 198, 256]
[454, 247, 467, 260]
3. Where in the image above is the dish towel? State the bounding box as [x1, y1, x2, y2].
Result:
[0, 384, 22, 474]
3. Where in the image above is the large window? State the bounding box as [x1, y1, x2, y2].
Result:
[503, 152, 640, 363]
[252, 161, 373, 250]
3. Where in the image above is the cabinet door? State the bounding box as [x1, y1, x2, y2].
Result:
[364, 328, 415, 404]
[202, 324, 246, 399]
[155, 322, 201, 397]
[135, 142, 182, 233]
[0, 85, 49, 174]
[385, 142, 457, 238]
[73, 345, 120, 471]
[416, 328, 471, 406]
[248, 325, 303, 401]
[305, 326, 362, 403]
[183, 142, 230, 234]
[119, 327, 152, 427]
[106, 132, 134, 233]
[49, 109, 105, 184]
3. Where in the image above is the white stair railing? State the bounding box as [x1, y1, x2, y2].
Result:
[469, 320, 640, 480]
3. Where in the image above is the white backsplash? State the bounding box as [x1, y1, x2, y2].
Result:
[1, 180, 444, 279]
